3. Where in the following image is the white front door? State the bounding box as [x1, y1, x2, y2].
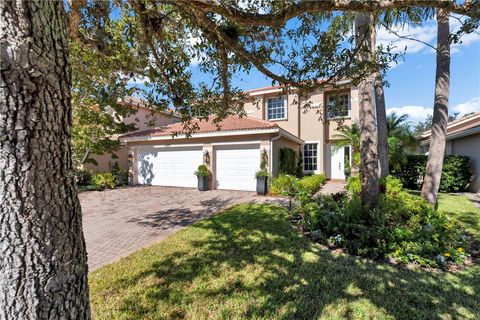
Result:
[215, 144, 260, 191]
[330, 145, 350, 180]
[136, 146, 203, 187]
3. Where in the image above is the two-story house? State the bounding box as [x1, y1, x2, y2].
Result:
[120, 82, 358, 191]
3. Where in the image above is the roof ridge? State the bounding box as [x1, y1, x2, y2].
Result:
[119, 115, 279, 139]
[448, 111, 480, 126]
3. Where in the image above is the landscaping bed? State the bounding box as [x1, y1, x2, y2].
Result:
[89, 203, 480, 319]
[292, 176, 477, 269]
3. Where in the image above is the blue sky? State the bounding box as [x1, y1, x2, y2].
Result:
[188, 17, 480, 124]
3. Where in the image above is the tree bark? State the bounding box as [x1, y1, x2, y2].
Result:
[355, 13, 380, 207]
[370, 20, 389, 182]
[421, 9, 450, 206]
[0, 1, 91, 319]
[375, 73, 389, 180]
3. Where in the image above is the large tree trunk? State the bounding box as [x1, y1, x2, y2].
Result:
[421, 9, 450, 206]
[0, 1, 91, 319]
[355, 13, 380, 207]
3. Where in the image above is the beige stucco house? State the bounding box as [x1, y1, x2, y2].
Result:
[419, 112, 480, 192]
[119, 82, 358, 191]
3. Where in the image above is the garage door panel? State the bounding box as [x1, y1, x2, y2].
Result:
[136, 147, 202, 187]
[215, 144, 260, 191]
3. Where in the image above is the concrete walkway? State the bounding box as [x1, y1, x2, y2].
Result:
[316, 181, 346, 195]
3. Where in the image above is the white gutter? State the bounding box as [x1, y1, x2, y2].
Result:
[269, 134, 282, 174]
[120, 128, 280, 143]
[121, 126, 304, 145]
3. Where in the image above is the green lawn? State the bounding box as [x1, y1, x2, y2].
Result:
[89, 203, 480, 320]
[437, 193, 480, 238]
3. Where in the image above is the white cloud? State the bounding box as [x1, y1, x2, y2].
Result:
[451, 97, 480, 115]
[377, 16, 480, 57]
[387, 105, 433, 123]
[377, 23, 437, 54]
[186, 33, 203, 66]
[387, 97, 480, 124]
[127, 75, 150, 86]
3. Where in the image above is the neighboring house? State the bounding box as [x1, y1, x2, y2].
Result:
[83, 96, 181, 172]
[120, 82, 359, 191]
[419, 112, 480, 192]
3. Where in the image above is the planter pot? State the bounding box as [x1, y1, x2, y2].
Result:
[256, 176, 268, 195]
[197, 176, 209, 191]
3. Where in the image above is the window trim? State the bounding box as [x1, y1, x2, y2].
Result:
[325, 92, 351, 120]
[303, 141, 319, 173]
[266, 96, 288, 121]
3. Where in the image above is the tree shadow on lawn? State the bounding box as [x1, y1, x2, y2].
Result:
[96, 204, 480, 320]
[126, 196, 238, 230]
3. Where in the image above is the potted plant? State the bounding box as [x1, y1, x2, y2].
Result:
[194, 164, 211, 191]
[344, 160, 351, 180]
[255, 169, 269, 195]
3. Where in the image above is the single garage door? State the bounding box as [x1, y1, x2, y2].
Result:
[215, 144, 260, 191]
[136, 146, 203, 187]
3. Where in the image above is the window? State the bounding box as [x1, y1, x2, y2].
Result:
[327, 93, 350, 118]
[303, 143, 318, 171]
[267, 97, 286, 120]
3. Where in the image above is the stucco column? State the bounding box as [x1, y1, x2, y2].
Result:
[203, 144, 214, 190]
[127, 145, 137, 185]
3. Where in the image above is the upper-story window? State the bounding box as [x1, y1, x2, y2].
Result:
[327, 93, 350, 118]
[267, 97, 286, 120]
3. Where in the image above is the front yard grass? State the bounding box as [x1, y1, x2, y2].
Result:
[89, 203, 479, 319]
[437, 193, 480, 238]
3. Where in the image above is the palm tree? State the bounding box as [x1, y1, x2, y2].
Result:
[332, 114, 418, 175]
[332, 123, 361, 173]
[387, 113, 418, 171]
[421, 9, 450, 206]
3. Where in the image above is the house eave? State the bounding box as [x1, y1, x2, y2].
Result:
[121, 128, 281, 143]
[420, 125, 480, 146]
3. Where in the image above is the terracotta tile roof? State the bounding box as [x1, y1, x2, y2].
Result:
[121, 115, 278, 138]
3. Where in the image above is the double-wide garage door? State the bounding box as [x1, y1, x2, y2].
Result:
[136, 144, 260, 191]
[136, 146, 202, 187]
[215, 144, 260, 191]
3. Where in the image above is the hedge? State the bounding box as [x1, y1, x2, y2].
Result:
[269, 174, 326, 196]
[391, 154, 472, 192]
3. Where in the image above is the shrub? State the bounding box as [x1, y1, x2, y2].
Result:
[293, 175, 470, 267]
[392, 154, 472, 192]
[75, 169, 93, 185]
[440, 155, 472, 192]
[270, 174, 326, 197]
[92, 172, 117, 190]
[113, 169, 129, 186]
[194, 164, 211, 177]
[279, 148, 297, 176]
[346, 176, 361, 195]
[255, 169, 269, 178]
[269, 174, 297, 196]
[297, 174, 326, 194]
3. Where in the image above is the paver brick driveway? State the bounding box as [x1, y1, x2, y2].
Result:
[80, 186, 283, 271]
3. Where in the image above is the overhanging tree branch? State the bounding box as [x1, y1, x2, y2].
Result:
[171, 0, 480, 26]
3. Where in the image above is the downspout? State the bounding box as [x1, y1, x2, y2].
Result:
[270, 133, 282, 175]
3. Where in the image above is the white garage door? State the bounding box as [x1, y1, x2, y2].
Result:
[136, 146, 203, 188]
[215, 144, 260, 191]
